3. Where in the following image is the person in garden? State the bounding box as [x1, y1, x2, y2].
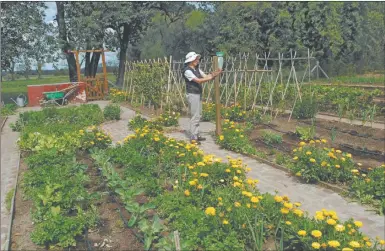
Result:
[183, 52, 222, 144]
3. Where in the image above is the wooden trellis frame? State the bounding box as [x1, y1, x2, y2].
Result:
[122, 49, 326, 121]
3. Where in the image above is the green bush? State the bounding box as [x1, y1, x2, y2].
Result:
[292, 96, 318, 119]
[103, 104, 121, 120]
[261, 130, 282, 145]
[1, 103, 17, 116]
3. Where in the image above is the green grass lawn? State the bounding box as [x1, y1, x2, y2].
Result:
[2, 73, 117, 93]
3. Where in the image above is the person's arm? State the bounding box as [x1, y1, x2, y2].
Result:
[191, 69, 222, 84]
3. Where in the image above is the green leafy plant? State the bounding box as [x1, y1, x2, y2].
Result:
[1, 103, 17, 116]
[295, 126, 315, 141]
[292, 96, 318, 119]
[103, 104, 121, 120]
[261, 130, 283, 145]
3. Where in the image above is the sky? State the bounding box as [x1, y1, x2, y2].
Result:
[42, 2, 118, 70]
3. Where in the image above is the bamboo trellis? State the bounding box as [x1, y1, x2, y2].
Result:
[122, 49, 326, 118]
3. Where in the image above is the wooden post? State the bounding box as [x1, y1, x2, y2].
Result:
[101, 51, 108, 94]
[174, 231, 181, 251]
[213, 56, 222, 136]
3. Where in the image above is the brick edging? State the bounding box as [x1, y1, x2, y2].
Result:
[1, 116, 8, 132]
[2, 151, 21, 251]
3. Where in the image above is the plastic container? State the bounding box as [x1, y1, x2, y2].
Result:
[216, 52, 224, 70]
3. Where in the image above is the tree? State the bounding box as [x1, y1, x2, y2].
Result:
[56, 2, 77, 82]
[1, 2, 46, 80]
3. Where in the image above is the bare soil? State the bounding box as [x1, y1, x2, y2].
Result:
[250, 114, 385, 170]
[11, 155, 143, 251]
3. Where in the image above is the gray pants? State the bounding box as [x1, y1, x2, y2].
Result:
[186, 93, 202, 139]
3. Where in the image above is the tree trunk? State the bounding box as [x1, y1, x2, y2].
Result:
[116, 24, 130, 87]
[90, 52, 101, 77]
[56, 2, 77, 82]
[10, 60, 15, 81]
[37, 60, 43, 79]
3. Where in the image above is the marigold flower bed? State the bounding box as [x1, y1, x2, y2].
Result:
[92, 120, 384, 250]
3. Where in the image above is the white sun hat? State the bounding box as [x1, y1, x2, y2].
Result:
[184, 52, 201, 63]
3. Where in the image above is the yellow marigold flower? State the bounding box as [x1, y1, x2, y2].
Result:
[366, 242, 372, 247]
[341, 157, 346, 161]
[236, 170, 242, 174]
[154, 137, 160, 141]
[281, 208, 289, 214]
[179, 153, 185, 157]
[184, 190, 190, 196]
[189, 180, 197, 186]
[294, 202, 301, 207]
[285, 221, 292, 225]
[246, 203, 251, 208]
[233, 182, 241, 187]
[357, 163, 362, 166]
[188, 165, 194, 170]
[309, 158, 316, 163]
[219, 135, 224, 141]
[200, 173, 209, 177]
[197, 184, 203, 190]
[311, 230, 322, 238]
[299, 142, 306, 146]
[335, 165, 340, 168]
[315, 213, 325, 221]
[349, 241, 360, 248]
[234, 202, 241, 207]
[306, 151, 312, 155]
[328, 241, 340, 248]
[298, 230, 306, 236]
[321, 139, 327, 143]
[342, 248, 353, 251]
[294, 209, 304, 217]
[205, 207, 216, 216]
[354, 221, 363, 228]
[309, 140, 315, 144]
[274, 195, 283, 203]
[197, 162, 205, 166]
[284, 202, 293, 209]
[293, 148, 297, 152]
[296, 172, 301, 177]
[233, 176, 239, 181]
[346, 153, 352, 158]
[321, 161, 328, 167]
[222, 219, 229, 225]
[298, 147, 302, 151]
[282, 195, 289, 201]
[321, 243, 327, 248]
[335, 224, 345, 232]
[379, 239, 385, 245]
[251, 196, 259, 203]
[311, 242, 321, 249]
[90, 141, 94, 145]
[336, 150, 342, 153]
[246, 179, 254, 185]
[225, 169, 231, 173]
[293, 156, 298, 160]
[242, 223, 246, 229]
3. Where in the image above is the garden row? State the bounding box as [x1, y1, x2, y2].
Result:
[201, 103, 385, 215]
[12, 104, 121, 248]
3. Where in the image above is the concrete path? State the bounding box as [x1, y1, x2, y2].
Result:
[1, 115, 21, 250]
